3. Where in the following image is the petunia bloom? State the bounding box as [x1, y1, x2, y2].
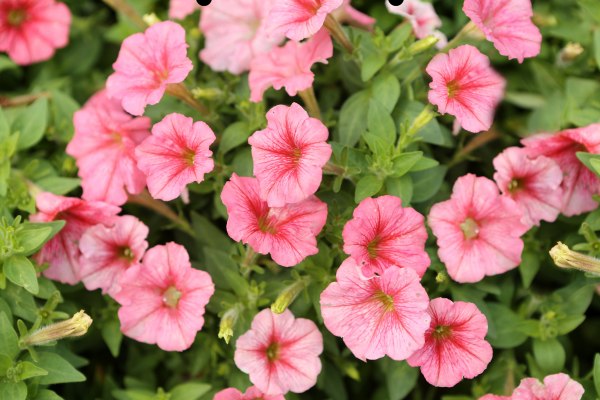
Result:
[79, 215, 149, 297]
[332, 0, 375, 29]
[248, 103, 332, 206]
[114, 242, 214, 351]
[199, 0, 282, 75]
[106, 21, 193, 116]
[493, 147, 563, 228]
[30, 192, 120, 285]
[463, 0, 542, 63]
[266, 0, 344, 42]
[512, 373, 584, 400]
[386, 0, 447, 48]
[426, 45, 505, 133]
[0, 0, 71, 65]
[407, 298, 493, 387]
[320, 258, 430, 361]
[214, 386, 285, 400]
[135, 113, 216, 201]
[221, 174, 327, 267]
[169, 0, 200, 19]
[428, 174, 528, 283]
[249, 29, 333, 102]
[67, 90, 151, 206]
[479, 395, 511, 400]
[522, 124, 600, 217]
[342, 196, 430, 278]
[234, 309, 323, 395]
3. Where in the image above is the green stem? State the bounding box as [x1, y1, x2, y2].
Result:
[102, 0, 147, 30]
[127, 189, 195, 237]
[324, 14, 354, 53]
[440, 21, 478, 53]
[298, 87, 321, 120]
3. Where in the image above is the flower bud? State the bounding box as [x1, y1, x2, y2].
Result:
[549, 242, 600, 275]
[271, 277, 311, 314]
[408, 35, 439, 56]
[142, 13, 160, 26]
[22, 310, 92, 347]
[218, 305, 241, 344]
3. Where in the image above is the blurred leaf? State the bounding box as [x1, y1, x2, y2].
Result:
[486, 303, 528, 349]
[14, 98, 48, 151]
[532, 338, 565, 374]
[578, 0, 600, 23]
[410, 165, 447, 203]
[386, 176, 413, 205]
[0, 382, 26, 400]
[0, 56, 17, 73]
[385, 360, 418, 400]
[594, 353, 600, 396]
[49, 91, 79, 143]
[101, 319, 123, 358]
[191, 213, 232, 251]
[0, 312, 18, 359]
[355, 175, 384, 203]
[337, 90, 370, 147]
[366, 98, 396, 147]
[390, 152, 423, 178]
[17, 361, 48, 380]
[170, 382, 211, 400]
[219, 121, 250, 155]
[519, 251, 540, 289]
[372, 73, 401, 112]
[34, 352, 86, 385]
[32, 389, 63, 400]
[4, 255, 38, 295]
[202, 248, 248, 296]
[594, 29, 600, 71]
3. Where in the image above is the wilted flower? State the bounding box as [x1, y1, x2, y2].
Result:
[22, 310, 92, 346]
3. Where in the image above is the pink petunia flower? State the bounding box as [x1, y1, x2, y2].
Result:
[463, 0, 542, 63]
[0, 0, 71, 65]
[248, 103, 332, 206]
[234, 309, 323, 395]
[30, 192, 120, 285]
[67, 90, 151, 206]
[320, 258, 430, 361]
[493, 147, 563, 228]
[249, 29, 332, 102]
[106, 21, 193, 116]
[79, 215, 149, 297]
[407, 298, 493, 387]
[266, 0, 344, 42]
[428, 174, 528, 283]
[386, 0, 447, 48]
[199, 0, 282, 75]
[214, 386, 285, 400]
[426, 45, 505, 133]
[114, 242, 214, 351]
[221, 174, 328, 267]
[135, 113, 216, 201]
[342, 195, 430, 278]
[169, 0, 200, 19]
[479, 395, 511, 400]
[332, 0, 375, 29]
[512, 373, 584, 400]
[522, 124, 600, 217]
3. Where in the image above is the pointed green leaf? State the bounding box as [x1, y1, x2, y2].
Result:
[33, 352, 86, 384]
[14, 98, 48, 151]
[4, 255, 38, 295]
[0, 312, 19, 359]
[0, 381, 26, 400]
[170, 382, 211, 400]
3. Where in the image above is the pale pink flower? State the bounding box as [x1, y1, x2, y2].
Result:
[249, 29, 332, 102]
[106, 21, 193, 116]
[30, 192, 120, 285]
[114, 242, 214, 351]
[248, 103, 332, 206]
[428, 174, 528, 283]
[266, 0, 344, 41]
[342, 196, 430, 278]
[479, 395, 511, 400]
[407, 298, 493, 387]
[221, 174, 327, 267]
[386, 0, 447, 47]
[67, 90, 151, 206]
[199, 0, 282, 75]
[426, 45, 505, 133]
[463, 0, 542, 63]
[493, 147, 563, 228]
[214, 387, 285, 400]
[135, 113, 215, 201]
[332, 0, 375, 29]
[320, 258, 430, 361]
[0, 0, 71, 65]
[79, 215, 149, 297]
[234, 309, 323, 395]
[522, 124, 600, 217]
[512, 373, 584, 400]
[169, 0, 200, 19]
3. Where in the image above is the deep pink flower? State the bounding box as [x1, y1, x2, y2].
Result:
[169, 0, 200, 19]
[249, 29, 332, 102]
[114, 242, 214, 351]
[342, 196, 430, 278]
[106, 21, 193, 116]
[386, 0, 447, 47]
[407, 298, 493, 387]
[221, 174, 327, 267]
[67, 90, 151, 206]
[332, 0, 375, 29]
[320, 258, 430, 361]
[266, 0, 344, 41]
[428, 174, 528, 283]
[214, 387, 285, 400]
[0, 0, 71, 65]
[234, 309, 323, 395]
[522, 124, 600, 217]
[493, 147, 563, 228]
[135, 113, 215, 201]
[426, 45, 505, 133]
[200, 0, 282, 75]
[463, 0, 542, 63]
[512, 373, 584, 400]
[248, 103, 332, 206]
[79, 215, 149, 297]
[30, 192, 120, 285]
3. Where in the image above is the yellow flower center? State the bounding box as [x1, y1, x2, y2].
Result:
[118, 246, 135, 261]
[508, 178, 522, 193]
[182, 148, 195, 167]
[460, 217, 479, 240]
[373, 290, 395, 312]
[431, 325, 452, 340]
[266, 342, 280, 362]
[447, 80, 460, 99]
[7, 9, 26, 26]
[162, 286, 182, 308]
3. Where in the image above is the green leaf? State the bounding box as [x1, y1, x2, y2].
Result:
[593, 353, 600, 396]
[219, 121, 250, 155]
[357, 31, 388, 81]
[0, 312, 19, 359]
[0, 55, 18, 74]
[14, 98, 48, 151]
[532, 338, 565, 374]
[191, 213, 233, 251]
[0, 108, 10, 139]
[366, 99, 396, 147]
[486, 303, 528, 349]
[410, 165, 447, 203]
[0, 381, 26, 400]
[337, 90, 370, 147]
[556, 315, 585, 335]
[385, 360, 418, 400]
[33, 389, 63, 400]
[4, 255, 38, 295]
[519, 251, 540, 289]
[36, 176, 81, 196]
[203, 248, 249, 296]
[16, 361, 48, 380]
[0, 283, 37, 322]
[101, 319, 123, 358]
[389, 152, 423, 178]
[169, 382, 211, 400]
[577, 152, 600, 178]
[579, 0, 600, 23]
[594, 30, 600, 71]
[0, 354, 12, 375]
[15, 223, 53, 256]
[372, 73, 401, 112]
[409, 157, 439, 172]
[386, 176, 413, 205]
[355, 175, 384, 203]
[49, 91, 79, 143]
[386, 23, 412, 52]
[33, 352, 86, 385]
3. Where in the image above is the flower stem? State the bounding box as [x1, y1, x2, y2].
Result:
[298, 87, 321, 120]
[448, 128, 500, 167]
[0, 92, 50, 107]
[127, 189, 195, 237]
[166, 83, 210, 116]
[440, 21, 478, 53]
[102, 0, 147, 30]
[324, 14, 354, 54]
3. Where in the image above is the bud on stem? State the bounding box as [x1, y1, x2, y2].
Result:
[218, 304, 242, 344]
[549, 242, 600, 276]
[271, 277, 311, 314]
[22, 310, 92, 347]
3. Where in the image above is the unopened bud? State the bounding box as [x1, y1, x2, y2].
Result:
[22, 310, 92, 347]
[407, 105, 435, 137]
[218, 305, 241, 344]
[191, 87, 223, 101]
[557, 42, 584, 67]
[142, 13, 160, 26]
[408, 35, 439, 56]
[271, 277, 311, 314]
[549, 242, 600, 275]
